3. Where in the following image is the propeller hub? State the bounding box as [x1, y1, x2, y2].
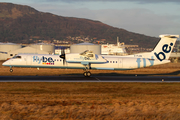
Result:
[60, 54, 65, 59]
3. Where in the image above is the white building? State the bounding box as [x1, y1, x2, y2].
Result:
[70, 43, 101, 54]
[101, 37, 127, 55]
[29, 43, 55, 54]
[55, 48, 70, 55]
[0, 43, 22, 60]
[0, 43, 55, 60]
[7, 46, 49, 59]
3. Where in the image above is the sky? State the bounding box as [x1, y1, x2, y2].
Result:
[1, 0, 180, 37]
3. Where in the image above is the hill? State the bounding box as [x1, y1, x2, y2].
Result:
[0, 3, 159, 48]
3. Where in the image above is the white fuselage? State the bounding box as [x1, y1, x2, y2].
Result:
[2, 54, 170, 70]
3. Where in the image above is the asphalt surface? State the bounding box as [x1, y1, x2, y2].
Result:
[0, 76, 180, 82]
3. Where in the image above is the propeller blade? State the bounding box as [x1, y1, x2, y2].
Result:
[60, 49, 66, 65]
[63, 58, 66, 65]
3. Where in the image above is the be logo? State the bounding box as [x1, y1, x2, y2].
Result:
[33, 56, 54, 64]
[154, 43, 173, 61]
[42, 56, 54, 63]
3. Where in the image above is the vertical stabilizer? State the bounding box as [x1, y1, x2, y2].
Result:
[153, 34, 179, 61]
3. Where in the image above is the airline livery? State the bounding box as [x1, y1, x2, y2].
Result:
[2, 34, 179, 77]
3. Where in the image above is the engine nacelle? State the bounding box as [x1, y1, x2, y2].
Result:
[66, 50, 107, 64]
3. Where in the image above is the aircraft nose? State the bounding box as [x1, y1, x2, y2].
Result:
[2, 60, 10, 66]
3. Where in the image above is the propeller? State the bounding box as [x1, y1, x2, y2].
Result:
[59, 49, 66, 65]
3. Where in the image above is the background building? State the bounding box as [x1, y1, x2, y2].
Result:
[29, 43, 55, 54]
[0, 43, 55, 60]
[0, 43, 22, 60]
[70, 43, 101, 54]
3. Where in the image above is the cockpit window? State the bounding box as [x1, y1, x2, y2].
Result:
[13, 56, 21, 59]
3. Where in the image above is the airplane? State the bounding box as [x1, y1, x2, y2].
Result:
[2, 34, 179, 77]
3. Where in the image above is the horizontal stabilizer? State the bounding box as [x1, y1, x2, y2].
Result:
[159, 34, 179, 38]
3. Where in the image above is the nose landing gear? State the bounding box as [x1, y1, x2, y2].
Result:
[83, 64, 91, 77]
[10, 68, 13, 73]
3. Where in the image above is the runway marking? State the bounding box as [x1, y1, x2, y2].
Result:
[95, 77, 100, 81]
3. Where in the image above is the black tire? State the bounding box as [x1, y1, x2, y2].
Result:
[10, 69, 13, 73]
[87, 71, 91, 77]
[83, 72, 87, 77]
[83, 71, 91, 77]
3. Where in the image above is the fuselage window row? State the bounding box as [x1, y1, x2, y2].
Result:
[108, 61, 118, 63]
[54, 59, 62, 62]
[33, 58, 62, 62]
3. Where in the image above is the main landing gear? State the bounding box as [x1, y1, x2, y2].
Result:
[83, 70, 91, 77]
[83, 65, 91, 77]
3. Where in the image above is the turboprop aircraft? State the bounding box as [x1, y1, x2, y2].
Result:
[2, 34, 179, 77]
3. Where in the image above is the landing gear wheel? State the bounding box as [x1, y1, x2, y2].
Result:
[83, 72, 87, 77]
[10, 69, 13, 73]
[83, 71, 91, 77]
[87, 71, 91, 77]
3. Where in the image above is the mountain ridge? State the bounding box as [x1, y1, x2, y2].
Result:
[0, 3, 159, 48]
